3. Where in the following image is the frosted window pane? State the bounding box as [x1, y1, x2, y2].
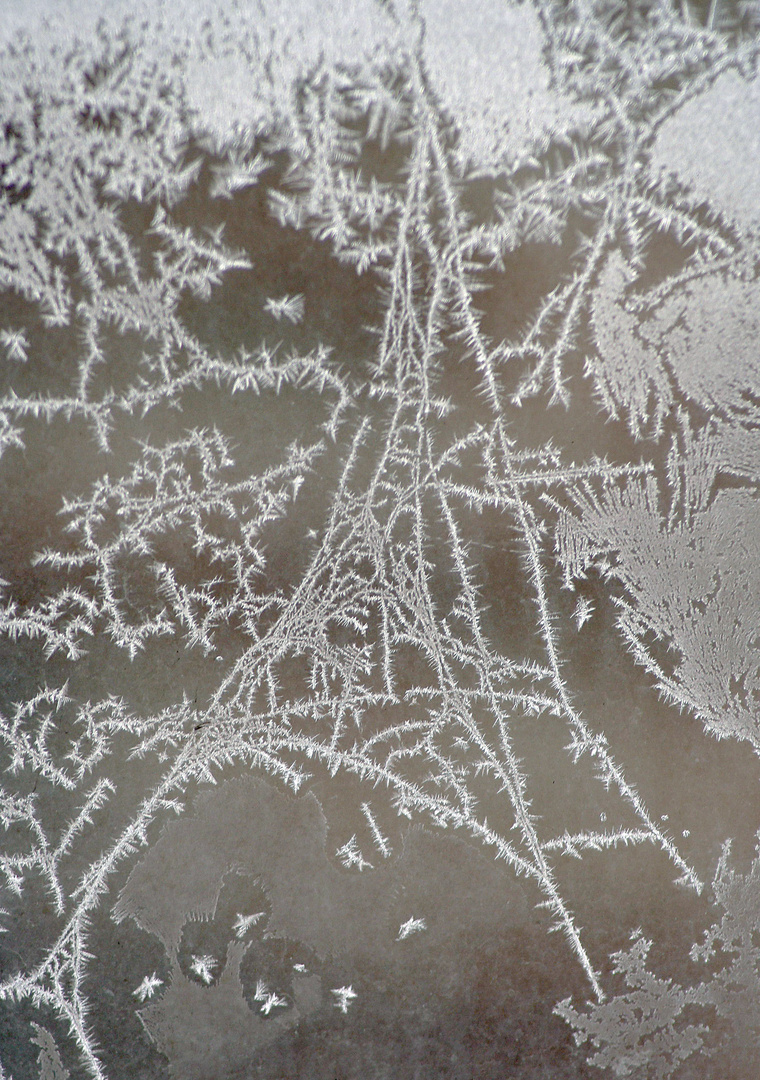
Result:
[1, 3, 759, 1078]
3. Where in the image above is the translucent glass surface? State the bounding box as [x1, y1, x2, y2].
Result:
[1, 3, 759, 1078]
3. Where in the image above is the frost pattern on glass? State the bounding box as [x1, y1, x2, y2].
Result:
[0, 1, 759, 1078]
[556, 833, 760, 1078]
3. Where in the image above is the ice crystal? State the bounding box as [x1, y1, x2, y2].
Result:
[133, 973, 163, 1002]
[331, 984, 358, 1013]
[556, 834, 760, 1078]
[232, 911, 266, 938]
[553, 430, 760, 749]
[189, 954, 218, 985]
[396, 916, 427, 941]
[590, 256, 760, 433]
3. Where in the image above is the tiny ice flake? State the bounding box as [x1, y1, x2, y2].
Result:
[264, 294, 305, 324]
[573, 595, 595, 630]
[260, 991, 288, 1015]
[336, 835, 374, 871]
[190, 955, 217, 984]
[133, 973, 163, 1001]
[331, 985, 357, 1013]
[396, 916, 427, 941]
[233, 911, 266, 937]
[0, 329, 29, 363]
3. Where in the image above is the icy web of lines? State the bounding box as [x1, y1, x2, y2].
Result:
[0, 0, 760, 1076]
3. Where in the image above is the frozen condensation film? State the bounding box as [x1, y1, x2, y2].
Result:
[1, 1, 760, 1077]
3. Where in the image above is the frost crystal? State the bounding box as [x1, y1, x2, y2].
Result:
[650, 71, 760, 232]
[332, 985, 358, 1013]
[397, 917, 427, 941]
[133, 973, 163, 1002]
[189, 955, 218, 984]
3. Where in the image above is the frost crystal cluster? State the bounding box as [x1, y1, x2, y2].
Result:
[1, 1, 760, 1078]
